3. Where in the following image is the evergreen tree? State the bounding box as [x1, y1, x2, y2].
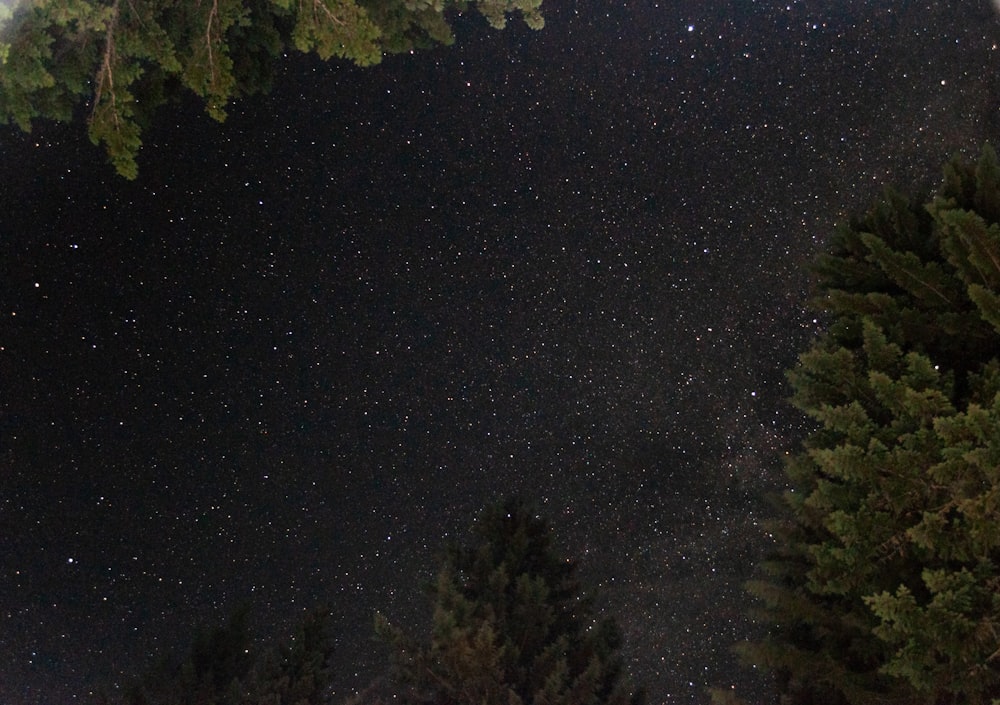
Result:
[123, 603, 257, 705]
[722, 146, 1000, 705]
[116, 603, 336, 705]
[376, 498, 643, 705]
[0, 0, 544, 178]
[248, 605, 336, 705]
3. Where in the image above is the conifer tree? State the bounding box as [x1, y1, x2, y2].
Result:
[122, 603, 257, 705]
[721, 146, 1000, 705]
[248, 605, 336, 705]
[376, 498, 643, 705]
[116, 603, 336, 705]
[0, 0, 544, 178]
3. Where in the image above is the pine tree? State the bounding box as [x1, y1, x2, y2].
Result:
[114, 604, 336, 705]
[723, 146, 1000, 705]
[122, 604, 257, 705]
[248, 605, 336, 705]
[0, 0, 545, 178]
[376, 498, 643, 705]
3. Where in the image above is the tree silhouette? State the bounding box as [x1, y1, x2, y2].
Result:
[376, 498, 643, 705]
[116, 603, 335, 705]
[247, 605, 336, 705]
[122, 603, 256, 705]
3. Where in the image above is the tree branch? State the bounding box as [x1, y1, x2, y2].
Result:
[91, 0, 121, 124]
[306, 0, 347, 27]
[204, 0, 219, 87]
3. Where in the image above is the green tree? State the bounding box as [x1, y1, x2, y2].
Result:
[0, 0, 544, 178]
[722, 146, 1000, 705]
[376, 498, 643, 705]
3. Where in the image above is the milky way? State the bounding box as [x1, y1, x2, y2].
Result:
[2, 2, 1000, 703]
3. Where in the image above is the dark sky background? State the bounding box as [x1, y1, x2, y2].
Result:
[3, 1, 1000, 703]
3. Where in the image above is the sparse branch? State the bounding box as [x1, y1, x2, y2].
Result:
[306, 0, 347, 27]
[91, 0, 121, 123]
[204, 0, 219, 86]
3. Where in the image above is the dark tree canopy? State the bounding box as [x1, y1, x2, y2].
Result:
[376, 498, 644, 705]
[723, 146, 1000, 705]
[0, 0, 544, 178]
[118, 604, 336, 705]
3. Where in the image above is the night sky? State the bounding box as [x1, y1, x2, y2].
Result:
[3, 1, 1000, 703]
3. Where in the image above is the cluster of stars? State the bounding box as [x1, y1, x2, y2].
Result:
[2, 1, 999, 704]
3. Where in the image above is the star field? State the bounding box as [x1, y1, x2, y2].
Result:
[3, 1, 1000, 704]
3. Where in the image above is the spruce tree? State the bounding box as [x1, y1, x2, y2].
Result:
[376, 498, 643, 705]
[723, 146, 1000, 705]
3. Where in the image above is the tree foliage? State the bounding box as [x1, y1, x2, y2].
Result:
[0, 0, 544, 178]
[247, 605, 337, 705]
[727, 146, 1000, 705]
[376, 498, 644, 705]
[119, 603, 336, 705]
